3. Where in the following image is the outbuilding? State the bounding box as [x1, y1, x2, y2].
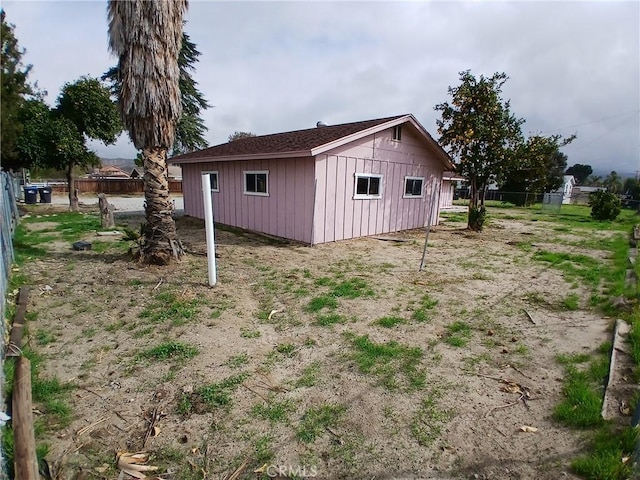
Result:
[171, 114, 454, 244]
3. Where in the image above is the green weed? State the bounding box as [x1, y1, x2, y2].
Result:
[306, 295, 338, 312]
[297, 404, 346, 443]
[349, 334, 425, 390]
[196, 373, 249, 411]
[297, 361, 321, 387]
[410, 388, 452, 446]
[444, 321, 472, 347]
[137, 341, 199, 361]
[375, 316, 406, 328]
[252, 397, 295, 424]
[139, 291, 201, 326]
[315, 313, 347, 326]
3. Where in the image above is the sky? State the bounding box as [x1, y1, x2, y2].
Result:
[3, 0, 640, 176]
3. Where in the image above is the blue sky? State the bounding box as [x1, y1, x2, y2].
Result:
[3, 1, 639, 176]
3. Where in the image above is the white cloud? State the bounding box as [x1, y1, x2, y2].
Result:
[3, 0, 638, 175]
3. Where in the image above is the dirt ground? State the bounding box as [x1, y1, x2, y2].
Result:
[15, 204, 626, 480]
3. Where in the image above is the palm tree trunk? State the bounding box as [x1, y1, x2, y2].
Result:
[141, 147, 183, 264]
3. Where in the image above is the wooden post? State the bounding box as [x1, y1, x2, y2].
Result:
[13, 356, 39, 480]
[98, 193, 115, 229]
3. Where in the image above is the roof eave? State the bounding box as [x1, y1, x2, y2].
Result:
[170, 149, 311, 165]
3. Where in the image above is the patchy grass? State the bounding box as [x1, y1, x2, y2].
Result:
[444, 321, 472, 347]
[137, 341, 199, 362]
[306, 295, 338, 312]
[139, 291, 202, 326]
[411, 294, 439, 323]
[297, 361, 322, 388]
[375, 316, 406, 328]
[252, 397, 295, 424]
[554, 352, 606, 428]
[348, 334, 425, 390]
[315, 313, 347, 326]
[410, 388, 452, 446]
[195, 373, 249, 412]
[297, 404, 346, 443]
[561, 293, 580, 311]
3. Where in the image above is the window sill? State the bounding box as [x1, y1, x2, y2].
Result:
[244, 191, 269, 197]
[353, 195, 382, 200]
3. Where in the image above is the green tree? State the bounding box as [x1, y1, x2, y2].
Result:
[603, 170, 623, 194]
[1, 9, 34, 169]
[108, 0, 187, 265]
[565, 163, 592, 185]
[500, 135, 574, 206]
[102, 32, 209, 156]
[55, 77, 121, 210]
[435, 71, 523, 230]
[17, 98, 99, 197]
[16, 77, 120, 211]
[623, 177, 640, 200]
[228, 131, 256, 142]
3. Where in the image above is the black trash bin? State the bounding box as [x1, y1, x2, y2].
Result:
[38, 186, 52, 203]
[23, 185, 38, 204]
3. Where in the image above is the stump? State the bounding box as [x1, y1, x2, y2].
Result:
[98, 194, 115, 228]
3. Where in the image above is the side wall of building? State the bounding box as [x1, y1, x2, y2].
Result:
[181, 157, 315, 243]
[313, 127, 443, 243]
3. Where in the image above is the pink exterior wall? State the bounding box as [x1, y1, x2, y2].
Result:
[440, 181, 455, 208]
[313, 127, 444, 244]
[181, 157, 315, 243]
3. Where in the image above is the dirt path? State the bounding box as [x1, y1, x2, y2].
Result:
[17, 207, 619, 479]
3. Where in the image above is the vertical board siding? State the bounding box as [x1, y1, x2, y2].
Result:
[181, 122, 446, 245]
[181, 157, 314, 243]
[315, 126, 444, 242]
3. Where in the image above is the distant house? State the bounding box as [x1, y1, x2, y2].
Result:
[440, 171, 465, 209]
[552, 175, 575, 204]
[171, 114, 454, 244]
[130, 167, 143, 179]
[92, 165, 129, 178]
[571, 185, 606, 205]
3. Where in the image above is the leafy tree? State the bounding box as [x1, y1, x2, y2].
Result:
[17, 98, 100, 199]
[435, 71, 523, 230]
[16, 77, 120, 210]
[108, 0, 188, 265]
[228, 131, 256, 142]
[102, 32, 210, 156]
[585, 175, 603, 187]
[1, 9, 34, 169]
[500, 135, 574, 206]
[623, 177, 640, 201]
[589, 190, 621, 221]
[603, 170, 623, 194]
[55, 77, 121, 209]
[565, 163, 592, 185]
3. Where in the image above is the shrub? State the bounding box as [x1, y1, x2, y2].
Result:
[589, 191, 621, 221]
[468, 205, 486, 231]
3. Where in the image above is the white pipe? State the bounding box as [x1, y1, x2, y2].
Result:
[201, 173, 217, 286]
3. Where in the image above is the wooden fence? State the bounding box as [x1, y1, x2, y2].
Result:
[49, 178, 182, 194]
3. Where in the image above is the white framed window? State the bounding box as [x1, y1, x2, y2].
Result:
[354, 173, 383, 199]
[204, 171, 219, 192]
[392, 125, 402, 141]
[403, 176, 424, 198]
[244, 170, 269, 196]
